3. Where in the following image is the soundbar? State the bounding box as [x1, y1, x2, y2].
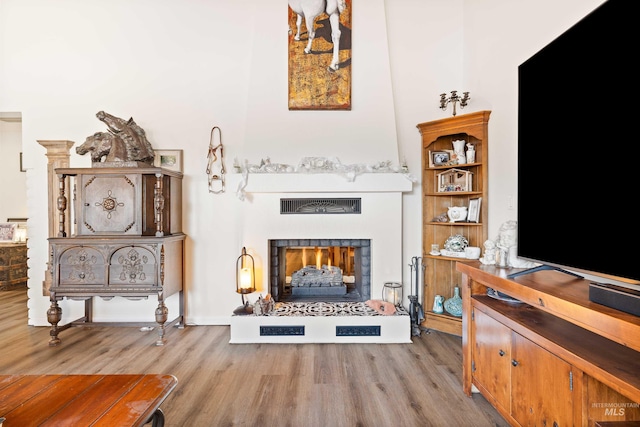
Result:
[589, 282, 640, 317]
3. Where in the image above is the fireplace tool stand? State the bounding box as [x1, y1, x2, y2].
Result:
[408, 256, 427, 336]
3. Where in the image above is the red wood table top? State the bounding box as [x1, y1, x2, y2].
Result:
[0, 374, 177, 426]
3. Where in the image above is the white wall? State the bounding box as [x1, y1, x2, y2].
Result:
[0, 119, 27, 223]
[461, 0, 605, 238]
[0, 0, 605, 327]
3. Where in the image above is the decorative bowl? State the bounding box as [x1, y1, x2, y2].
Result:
[447, 206, 468, 222]
[444, 234, 469, 252]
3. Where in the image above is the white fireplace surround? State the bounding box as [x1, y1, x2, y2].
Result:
[228, 172, 413, 305]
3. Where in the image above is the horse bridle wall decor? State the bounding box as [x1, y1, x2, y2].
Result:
[206, 126, 226, 194]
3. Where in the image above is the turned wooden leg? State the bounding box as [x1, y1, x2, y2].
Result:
[47, 300, 62, 346]
[154, 302, 168, 346]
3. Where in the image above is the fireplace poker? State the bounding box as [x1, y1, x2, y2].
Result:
[408, 256, 427, 336]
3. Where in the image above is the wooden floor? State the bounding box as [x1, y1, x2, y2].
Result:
[0, 289, 509, 427]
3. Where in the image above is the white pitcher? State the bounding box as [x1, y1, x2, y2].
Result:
[452, 139, 466, 164]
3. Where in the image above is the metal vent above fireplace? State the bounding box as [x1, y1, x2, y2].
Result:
[280, 198, 361, 214]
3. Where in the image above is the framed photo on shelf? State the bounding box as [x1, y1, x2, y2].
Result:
[0, 223, 17, 242]
[467, 197, 482, 222]
[154, 149, 183, 173]
[431, 151, 450, 166]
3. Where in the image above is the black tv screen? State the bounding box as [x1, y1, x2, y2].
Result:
[517, 0, 638, 285]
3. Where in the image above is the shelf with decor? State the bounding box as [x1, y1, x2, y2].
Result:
[417, 110, 490, 336]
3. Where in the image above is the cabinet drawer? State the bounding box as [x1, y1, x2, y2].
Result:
[9, 265, 28, 280]
[57, 246, 107, 285]
[108, 246, 157, 286]
[0, 245, 26, 266]
[0, 264, 25, 281]
[9, 254, 26, 265]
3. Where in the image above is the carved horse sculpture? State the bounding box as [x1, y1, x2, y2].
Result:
[76, 111, 155, 164]
[77, 132, 130, 163]
[289, 0, 347, 71]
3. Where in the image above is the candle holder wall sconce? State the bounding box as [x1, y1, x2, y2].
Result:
[439, 90, 470, 116]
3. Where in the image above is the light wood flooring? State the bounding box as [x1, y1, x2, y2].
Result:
[0, 289, 509, 426]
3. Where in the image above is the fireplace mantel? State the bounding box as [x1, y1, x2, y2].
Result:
[228, 172, 413, 194]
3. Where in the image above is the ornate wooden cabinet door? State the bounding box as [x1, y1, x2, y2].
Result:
[78, 173, 142, 235]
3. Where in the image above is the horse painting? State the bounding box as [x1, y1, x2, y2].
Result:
[288, 0, 347, 72]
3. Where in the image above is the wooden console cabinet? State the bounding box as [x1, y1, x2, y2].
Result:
[0, 242, 27, 290]
[459, 262, 640, 426]
[48, 166, 185, 346]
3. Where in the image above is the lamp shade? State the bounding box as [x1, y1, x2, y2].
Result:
[236, 247, 255, 295]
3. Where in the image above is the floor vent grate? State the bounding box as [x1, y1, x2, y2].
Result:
[260, 325, 305, 336]
[336, 325, 381, 336]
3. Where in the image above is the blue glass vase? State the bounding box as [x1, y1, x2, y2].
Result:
[444, 286, 463, 317]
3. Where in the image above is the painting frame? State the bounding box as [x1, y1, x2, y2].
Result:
[0, 223, 17, 242]
[287, 0, 352, 110]
[431, 151, 450, 166]
[467, 197, 482, 223]
[154, 149, 183, 173]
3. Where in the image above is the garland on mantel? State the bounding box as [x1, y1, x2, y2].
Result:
[234, 157, 416, 200]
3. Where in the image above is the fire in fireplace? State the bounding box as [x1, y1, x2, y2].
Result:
[269, 239, 371, 302]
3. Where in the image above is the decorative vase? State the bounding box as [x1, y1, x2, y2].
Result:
[444, 286, 463, 317]
[452, 140, 466, 164]
[433, 295, 444, 313]
[466, 143, 476, 163]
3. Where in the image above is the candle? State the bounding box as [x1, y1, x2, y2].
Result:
[240, 267, 252, 289]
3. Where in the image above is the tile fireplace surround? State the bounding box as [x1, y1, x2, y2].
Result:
[227, 172, 413, 343]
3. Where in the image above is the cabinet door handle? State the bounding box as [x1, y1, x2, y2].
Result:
[498, 349, 505, 356]
[511, 359, 519, 367]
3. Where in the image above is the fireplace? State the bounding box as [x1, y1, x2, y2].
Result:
[228, 171, 412, 343]
[228, 171, 411, 315]
[269, 239, 370, 302]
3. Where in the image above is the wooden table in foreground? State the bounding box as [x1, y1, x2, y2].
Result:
[0, 374, 177, 427]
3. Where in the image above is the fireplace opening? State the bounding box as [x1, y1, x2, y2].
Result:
[269, 239, 370, 302]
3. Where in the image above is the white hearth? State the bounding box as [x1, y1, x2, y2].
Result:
[230, 301, 411, 344]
